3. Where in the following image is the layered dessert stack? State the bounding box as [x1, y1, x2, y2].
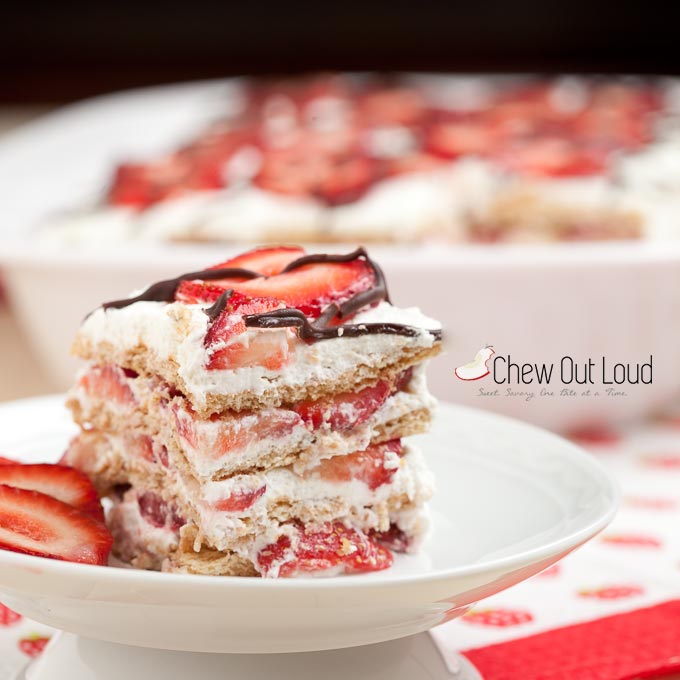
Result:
[63, 246, 442, 577]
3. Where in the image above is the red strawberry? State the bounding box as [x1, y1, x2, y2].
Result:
[19, 635, 51, 658]
[209, 246, 305, 276]
[369, 524, 411, 553]
[174, 404, 300, 459]
[463, 608, 534, 627]
[385, 152, 445, 177]
[426, 120, 499, 159]
[0, 457, 17, 465]
[578, 585, 644, 600]
[496, 138, 607, 177]
[571, 108, 652, 150]
[0, 464, 104, 522]
[178, 251, 376, 320]
[214, 485, 267, 512]
[317, 156, 378, 206]
[137, 492, 185, 532]
[175, 281, 241, 305]
[601, 533, 662, 548]
[0, 602, 22, 626]
[294, 380, 391, 431]
[358, 88, 426, 126]
[393, 367, 414, 393]
[223, 257, 377, 319]
[253, 145, 330, 197]
[108, 156, 223, 209]
[78, 365, 136, 406]
[0, 485, 112, 565]
[310, 440, 402, 490]
[257, 522, 393, 577]
[125, 434, 155, 464]
[202, 293, 288, 371]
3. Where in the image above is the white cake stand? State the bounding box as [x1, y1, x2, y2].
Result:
[17, 631, 483, 680]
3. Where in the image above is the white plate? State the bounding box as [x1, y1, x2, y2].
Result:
[0, 395, 616, 653]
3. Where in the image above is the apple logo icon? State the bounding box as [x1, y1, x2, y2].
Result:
[455, 345, 495, 381]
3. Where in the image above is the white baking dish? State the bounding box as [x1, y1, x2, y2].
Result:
[1, 78, 679, 431]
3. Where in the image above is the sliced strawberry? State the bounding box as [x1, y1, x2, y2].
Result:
[125, 434, 155, 464]
[213, 485, 266, 512]
[175, 281, 241, 305]
[0, 485, 112, 565]
[294, 380, 391, 431]
[310, 440, 402, 491]
[137, 492, 185, 532]
[393, 367, 414, 393]
[317, 156, 378, 206]
[497, 138, 607, 177]
[78, 365, 136, 406]
[108, 156, 223, 209]
[253, 145, 331, 197]
[204, 293, 282, 343]
[203, 294, 289, 371]
[426, 119, 499, 159]
[0, 464, 104, 522]
[175, 404, 300, 460]
[209, 246, 305, 277]
[358, 88, 426, 126]
[178, 250, 376, 320]
[223, 257, 377, 318]
[369, 524, 411, 553]
[257, 522, 393, 577]
[385, 152, 445, 177]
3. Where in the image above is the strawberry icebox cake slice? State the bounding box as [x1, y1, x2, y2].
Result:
[63, 246, 442, 577]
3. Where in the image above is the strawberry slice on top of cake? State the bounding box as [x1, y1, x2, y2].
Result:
[64, 246, 441, 577]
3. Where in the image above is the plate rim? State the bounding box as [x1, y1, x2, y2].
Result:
[0, 394, 619, 592]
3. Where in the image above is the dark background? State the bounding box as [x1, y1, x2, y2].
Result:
[2, 1, 678, 104]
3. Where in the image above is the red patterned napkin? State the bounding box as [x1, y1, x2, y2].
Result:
[430, 415, 680, 679]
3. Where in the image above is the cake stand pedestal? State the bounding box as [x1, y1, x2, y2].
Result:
[17, 630, 482, 680]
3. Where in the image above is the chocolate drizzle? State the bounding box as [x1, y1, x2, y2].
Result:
[204, 290, 233, 322]
[244, 308, 442, 341]
[99, 248, 441, 343]
[102, 267, 260, 310]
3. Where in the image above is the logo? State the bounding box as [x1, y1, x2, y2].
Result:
[454, 345, 495, 381]
[455, 345, 653, 400]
